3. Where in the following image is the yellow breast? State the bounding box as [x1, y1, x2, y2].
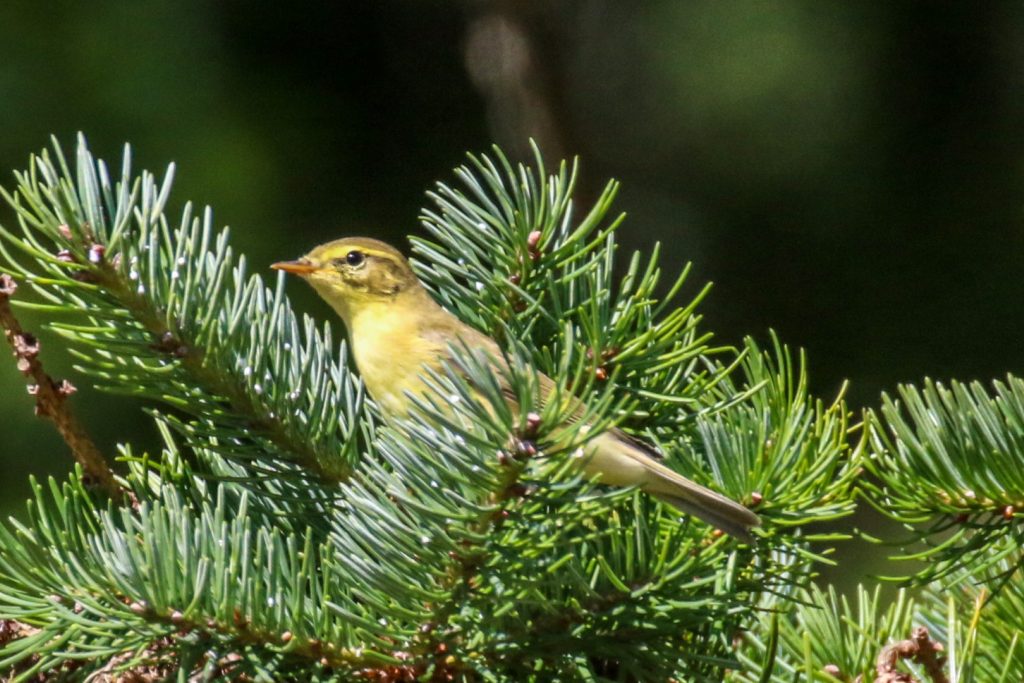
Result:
[347, 301, 445, 417]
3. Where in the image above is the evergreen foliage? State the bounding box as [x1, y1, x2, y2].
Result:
[863, 378, 1024, 585]
[734, 577, 1024, 683]
[0, 136, 1019, 681]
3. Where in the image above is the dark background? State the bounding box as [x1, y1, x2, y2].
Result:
[1, 1, 1023, 582]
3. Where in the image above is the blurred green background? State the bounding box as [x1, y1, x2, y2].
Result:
[1, 1, 1023, 582]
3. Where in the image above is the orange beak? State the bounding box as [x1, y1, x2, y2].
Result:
[271, 259, 318, 276]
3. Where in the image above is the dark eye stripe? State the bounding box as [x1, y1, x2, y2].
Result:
[331, 251, 366, 268]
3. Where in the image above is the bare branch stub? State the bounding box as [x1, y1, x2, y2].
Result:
[874, 626, 949, 683]
[0, 273, 120, 496]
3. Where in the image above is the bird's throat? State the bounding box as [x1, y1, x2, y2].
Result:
[332, 289, 445, 417]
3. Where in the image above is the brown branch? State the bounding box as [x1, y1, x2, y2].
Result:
[0, 619, 45, 681]
[0, 273, 120, 496]
[873, 627, 949, 683]
[0, 619, 37, 647]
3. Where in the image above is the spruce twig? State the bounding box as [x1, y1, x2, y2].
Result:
[0, 137, 364, 500]
[85, 250, 348, 484]
[0, 273, 119, 496]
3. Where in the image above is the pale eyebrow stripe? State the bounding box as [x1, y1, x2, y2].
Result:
[361, 249, 398, 260]
[320, 248, 393, 260]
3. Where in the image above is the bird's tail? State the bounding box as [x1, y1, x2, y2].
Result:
[643, 460, 760, 543]
[582, 432, 761, 541]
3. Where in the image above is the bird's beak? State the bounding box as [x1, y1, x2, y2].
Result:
[271, 259, 318, 276]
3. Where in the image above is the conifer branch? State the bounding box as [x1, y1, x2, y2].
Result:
[863, 376, 1024, 584]
[0, 272, 119, 496]
[84, 248, 345, 484]
[0, 136, 365, 498]
[0, 136, 867, 680]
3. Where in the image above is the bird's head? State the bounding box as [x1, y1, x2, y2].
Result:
[272, 237, 421, 321]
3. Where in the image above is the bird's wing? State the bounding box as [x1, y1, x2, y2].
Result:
[429, 322, 759, 539]
[432, 324, 665, 460]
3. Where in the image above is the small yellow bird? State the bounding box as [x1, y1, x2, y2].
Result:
[273, 237, 760, 540]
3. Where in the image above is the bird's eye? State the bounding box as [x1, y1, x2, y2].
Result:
[345, 251, 365, 267]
